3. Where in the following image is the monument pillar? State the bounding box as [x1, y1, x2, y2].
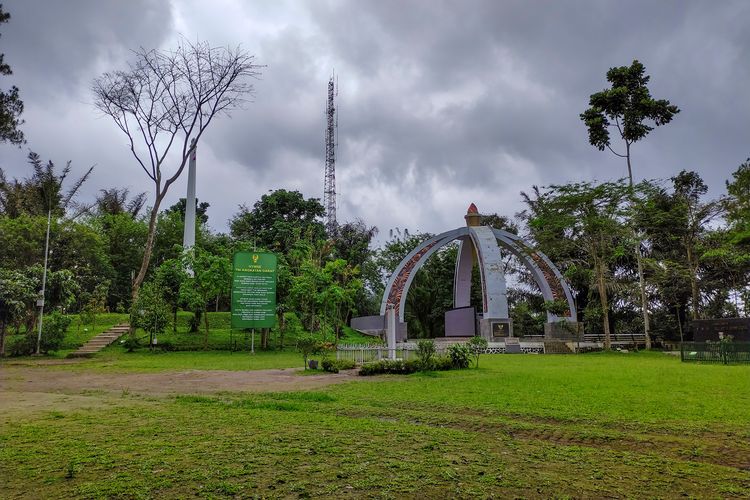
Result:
[182, 138, 197, 250]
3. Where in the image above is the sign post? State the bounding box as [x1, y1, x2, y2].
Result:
[231, 252, 278, 353]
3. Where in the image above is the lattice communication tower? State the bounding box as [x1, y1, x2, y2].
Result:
[323, 74, 338, 235]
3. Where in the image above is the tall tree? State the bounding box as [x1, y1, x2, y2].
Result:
[581, 59, 680, 348]
[95, 188, 146, 218]
[523, 181, 632, 349]
[92, 39, 261, 305]
[230, 189, 325, 254]
[0, 268, 37, 355]
[0, 4, 23, 145]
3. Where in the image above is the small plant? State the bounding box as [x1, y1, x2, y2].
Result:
[416, 339, 436, 370]
[65, 461, 78, 479]
[321, 359, 356, 373]
[121, 336, 140, 352]
[447, 343, 471, 369]
[296, 334, 322, 370]
[468, 336, 488, 368]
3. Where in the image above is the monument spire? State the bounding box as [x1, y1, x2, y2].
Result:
[182, 138, 197, 250]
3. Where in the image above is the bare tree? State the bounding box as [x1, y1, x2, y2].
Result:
[92, 39, 261, 304]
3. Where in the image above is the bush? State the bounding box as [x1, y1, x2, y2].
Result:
[359, 359, 420, 376]
[431, 355, 454, 371]
[121, 335, 141, 352]
[447, 343, 471, 369]
[321, 358, 356, 373]
[416, 339, 436, 370]
[10, 311, 71, 355]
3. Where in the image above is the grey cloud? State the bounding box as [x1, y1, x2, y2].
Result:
[1, 0, 748, 237]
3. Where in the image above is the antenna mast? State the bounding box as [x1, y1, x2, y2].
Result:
[323, 73, 338, 235]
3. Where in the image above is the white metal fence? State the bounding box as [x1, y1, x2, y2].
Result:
[335, 341, 547, 362]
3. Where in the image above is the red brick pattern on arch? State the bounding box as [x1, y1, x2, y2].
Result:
[387, 240, 440, 317]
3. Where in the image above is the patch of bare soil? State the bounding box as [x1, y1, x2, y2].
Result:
[0, 366, 360, 417]
[1, 365, 358, 395]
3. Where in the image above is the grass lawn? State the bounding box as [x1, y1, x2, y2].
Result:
[1, 352, 748, 498]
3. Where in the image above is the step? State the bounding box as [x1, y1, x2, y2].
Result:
[66, 324, 130, 358]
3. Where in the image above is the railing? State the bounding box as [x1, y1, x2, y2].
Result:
[335, 344, 447, 363]
[335, 341, 548, 361]
[582, 333, 646, 344]
[680, 342, 750, 364]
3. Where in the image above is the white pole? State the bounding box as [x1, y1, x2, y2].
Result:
[386, 304, 396, 360]
[35, 208, 52, 355]
[182, 138, 197, 251]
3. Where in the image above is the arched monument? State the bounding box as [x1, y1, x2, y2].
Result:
[352, 204, 579, 345]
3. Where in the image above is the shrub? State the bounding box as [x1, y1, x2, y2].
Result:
[416, 339, 436, 370]
[10, 311, 71, 355]
[447, 343, 471, 369]
[121, 336, 141, 352]
[321, 358, 356, 373]
[359, 359, 420, 376]
[431, 355, 454, 371]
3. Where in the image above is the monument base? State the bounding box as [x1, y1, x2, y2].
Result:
[479, 318, 513, 341]
[544, 321, 583, 340]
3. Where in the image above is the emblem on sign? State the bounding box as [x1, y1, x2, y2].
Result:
[252, 254, 259, 264]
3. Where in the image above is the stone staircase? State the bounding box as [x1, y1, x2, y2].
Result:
[67, 324, 130, 358]
[543, 341, 575, 354]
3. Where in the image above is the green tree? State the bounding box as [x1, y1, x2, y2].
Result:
[467, 336, 488, 368]
[0, 4, 24, 145]
[296, 333, 322, 370]
[151, 200, 212, 267]
[131, 281, 171, 349]
[0, 152, 93, 219]
[319, 259, 363, 340]
[523, 181, 632, 349]
[154, 258, 187, 331]
[580, 60, 680, 183]
[0, 268, 37, 355]
[581, 59, 680, 348]
[95, 188, 146, 218]
[94, 212, 147, 311]
[179, 248, 231, 347]
[230, 189, 326, 255]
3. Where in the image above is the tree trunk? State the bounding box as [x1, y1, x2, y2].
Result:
[635, 242, 651, 349]
[203, 308, 210, 350]
[625, 141, 633, 187]
[0, 320, 6, 356]
[277, 312, 285, 349]
[596, 262, 612, 350]
[130, 193, 164, 335]
[686, 244, 700, 319]
[173, 307, 177, 333]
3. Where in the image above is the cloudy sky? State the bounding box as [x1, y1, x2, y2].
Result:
[1, 0, 748, 240]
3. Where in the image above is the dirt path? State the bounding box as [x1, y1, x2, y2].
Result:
[1, 365, 358, 396]
[0, 365, 361, 416]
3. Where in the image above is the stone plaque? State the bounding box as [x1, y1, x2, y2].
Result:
[492, 321, 510, 338]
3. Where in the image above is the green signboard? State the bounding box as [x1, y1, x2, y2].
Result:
[231, 251, 277, 329]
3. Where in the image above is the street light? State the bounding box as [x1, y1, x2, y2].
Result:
[35, 207, 52, 355]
